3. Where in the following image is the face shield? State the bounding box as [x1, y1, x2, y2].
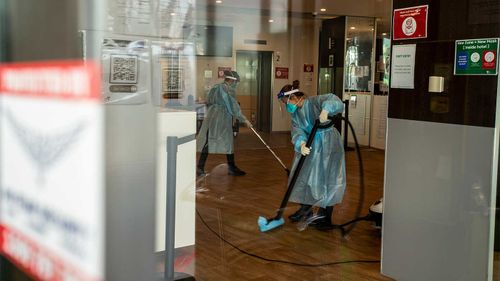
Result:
[277, 88, 299, 114]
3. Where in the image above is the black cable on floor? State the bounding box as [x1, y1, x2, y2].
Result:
[196, 209, 380, 267]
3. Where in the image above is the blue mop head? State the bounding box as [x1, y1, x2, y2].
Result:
[258, 216, 285, 232]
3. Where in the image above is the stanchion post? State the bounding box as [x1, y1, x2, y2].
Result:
[164, 135, 196, 281]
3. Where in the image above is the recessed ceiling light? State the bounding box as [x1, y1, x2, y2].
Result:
[350, 27, 356, 30]
[170, 12, 176, 16]
[216, 0, 222, 3]
[320, 8, 326, 12]
[268, 19, 274, 23]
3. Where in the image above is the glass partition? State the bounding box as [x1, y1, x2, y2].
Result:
[0, 1, 405, 281]
[344, 17, 376, 93]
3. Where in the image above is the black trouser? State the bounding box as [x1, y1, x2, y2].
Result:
[197, 130, 236, 170]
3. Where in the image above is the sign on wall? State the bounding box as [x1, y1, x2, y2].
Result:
[454, 38, 499, 75]
[217, 67, 231, 78]
[101, 38, 150, 105]
[303, 64, 314, 73]
[393, 5, 428, 40]
[0, 61, 104, 281]
[391, 44, 416, 89]
[275, 67, 289, 79]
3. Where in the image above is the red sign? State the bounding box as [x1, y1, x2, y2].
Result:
[303, 64, 314, 73]
[275, 67, 289, 79]
[0, 60, 100, 100]
[0, 226, 100, 281]
[482, 50, 497, 69]
[0, 60, 103, 281]
[393, 5, 428, 40]
[218, 67, 232, 78]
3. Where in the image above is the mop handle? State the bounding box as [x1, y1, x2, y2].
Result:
[249, 126, 289, 172]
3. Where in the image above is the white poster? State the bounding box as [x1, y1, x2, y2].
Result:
[391, 44, 416, 89]
[151, 41, 196, 107]
[0, 62, 104, 281]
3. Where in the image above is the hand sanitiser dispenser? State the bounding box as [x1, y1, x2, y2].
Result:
[428, 76, 444, 93]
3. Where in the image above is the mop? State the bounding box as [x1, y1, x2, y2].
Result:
[248, 126, 290, 175]
[258, 118, 335, 232]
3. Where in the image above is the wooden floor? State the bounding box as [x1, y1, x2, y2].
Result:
[193, 128, 393, 281]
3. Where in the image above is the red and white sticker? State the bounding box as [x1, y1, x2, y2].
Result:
[275, 67, 289, 79]
[393, 5, 428, 40]
[0, 61, 103, 281]
[0, 61, 100, 100]
[483, 50, 496, 69]
[0, 226, 100, 281]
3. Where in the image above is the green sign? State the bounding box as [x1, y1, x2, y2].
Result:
[454, 38, 499, 75]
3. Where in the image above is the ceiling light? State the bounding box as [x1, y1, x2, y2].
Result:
[216, 0, 222, 3]
[268, 19, 274, 23]
[350, 27, 356, 30]
[170, 12, 176, 16]
[382, 32, 387, 36]
[320, 8, 326, 12]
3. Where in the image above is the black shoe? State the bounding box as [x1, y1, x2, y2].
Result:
[228, 166, 246, 176]
[314, 207, 335, 231]
[288, 205, 312, 222]
[314, 219, 336, 231]
[196, 168, 206, 177]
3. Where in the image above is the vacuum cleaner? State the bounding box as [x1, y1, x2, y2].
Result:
[336, 198, 383, 235]
[258, 117, 336, 232]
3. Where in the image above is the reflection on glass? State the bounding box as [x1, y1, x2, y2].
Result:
[319, 68, 334, 94]
[381, 38, 391, 90]
[344, 17, 376, 92]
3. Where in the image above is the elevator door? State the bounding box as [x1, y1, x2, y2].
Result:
[236, 51, 272, 132]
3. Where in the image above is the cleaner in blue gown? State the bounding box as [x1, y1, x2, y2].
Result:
[197, 70, 251, 176]
[277, 84, 346, 230]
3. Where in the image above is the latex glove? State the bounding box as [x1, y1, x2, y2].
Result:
[300, 141, 311, 156]
[245, 119, 252, 128]
[319, 109, 329, 123]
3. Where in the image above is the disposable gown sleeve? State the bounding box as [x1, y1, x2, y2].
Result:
[291, 117, 308, 153]
[222, 92, 247, 121]
[205, 86, 217, 105]
[317, 93, 344, 115]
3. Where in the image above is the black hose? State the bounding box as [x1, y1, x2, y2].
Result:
[338, 117, 365, 236]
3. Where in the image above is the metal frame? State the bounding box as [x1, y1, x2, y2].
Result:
[164, 135, 196, 281]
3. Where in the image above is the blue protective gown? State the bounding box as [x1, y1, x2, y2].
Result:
[197, 82, 246, 154]
[288, 94, 346, 208]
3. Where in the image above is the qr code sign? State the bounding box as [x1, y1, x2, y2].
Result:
[110, 54, 138, 84]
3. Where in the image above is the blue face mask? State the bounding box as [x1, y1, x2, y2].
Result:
[286, 102, 298, 113]
[230, 82, 238, 91]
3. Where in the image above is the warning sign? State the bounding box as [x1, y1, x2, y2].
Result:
[0, 61, 104, 281]
[218, 67, 232, 78]
[275, 67, 289, 79]
[393, 5, 428, 40]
